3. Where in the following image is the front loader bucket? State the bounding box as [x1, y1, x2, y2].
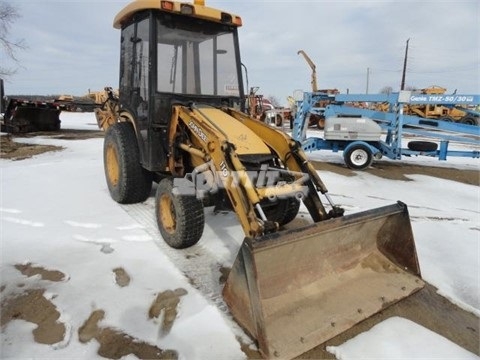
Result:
[12, 107, 61, 132]
[3, 99, 62, 133]
[223, 201, 424, 359]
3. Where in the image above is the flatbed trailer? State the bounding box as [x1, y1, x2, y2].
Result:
[1, 96, 100, 134]
[1, 97, 69, 133]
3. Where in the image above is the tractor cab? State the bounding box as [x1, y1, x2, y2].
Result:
[114, 0, 244, 170]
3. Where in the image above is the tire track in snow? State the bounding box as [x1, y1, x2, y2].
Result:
[120, 201, 251, 342]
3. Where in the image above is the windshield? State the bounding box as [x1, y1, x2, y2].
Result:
[156, 16, 240, 97]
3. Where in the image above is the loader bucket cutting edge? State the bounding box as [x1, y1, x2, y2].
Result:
[223, 201, 424, 359]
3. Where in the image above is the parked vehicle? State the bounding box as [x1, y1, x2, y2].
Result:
[94, 1, 424, 358]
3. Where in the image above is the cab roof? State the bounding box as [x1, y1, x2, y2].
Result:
[113, 0, 242, 29]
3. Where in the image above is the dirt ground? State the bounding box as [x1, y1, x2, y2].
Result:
[0, 129, 104, 161]
[1, 130, 479, 359]
[1, 264, 180, 359]
[312, 160, 479, 186]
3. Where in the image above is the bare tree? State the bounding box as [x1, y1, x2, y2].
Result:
[379, 85, 418, 94]
[267, 95, 281, 108]
[0, 1, 26, 76]
[405, 85, 418, 92]
[379, 86, 393, 94]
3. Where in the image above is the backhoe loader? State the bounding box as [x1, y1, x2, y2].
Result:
[96, 1, 424, 358]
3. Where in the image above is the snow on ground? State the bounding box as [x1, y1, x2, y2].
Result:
[327, 317, 477, 359]
[1, 112, 479, 359]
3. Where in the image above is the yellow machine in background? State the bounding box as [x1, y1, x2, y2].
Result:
[297, 50, 339, 129]
[96, 1, 424, 358]
[405, 86, 478, 125]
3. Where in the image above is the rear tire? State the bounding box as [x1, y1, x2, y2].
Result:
[344, 144, 373, 170]
[103, 122, 152, 204]
[155, 178, 204, 249]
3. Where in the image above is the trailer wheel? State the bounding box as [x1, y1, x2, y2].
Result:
[460, 116, 479, 126]
[155, 178, 204, 249]
[104, 122, 152, 204]
[344, 144, 373, 170]
[407, 141, 438, 152]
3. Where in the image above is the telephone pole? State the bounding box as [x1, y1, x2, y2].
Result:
[400, 38, 410, 90]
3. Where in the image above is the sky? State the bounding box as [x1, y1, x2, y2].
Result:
[1, 0, 479, 104]
[1, 112, 479, 358]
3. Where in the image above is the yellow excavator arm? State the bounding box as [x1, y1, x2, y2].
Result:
[298, 50, 318, 92]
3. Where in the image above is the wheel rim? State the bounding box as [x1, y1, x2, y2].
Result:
[160, 194, 176, 234]
[350, 149, 369, 167]
[106, 143, 120, 186]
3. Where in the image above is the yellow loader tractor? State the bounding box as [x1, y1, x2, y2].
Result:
[96, 1, 424, 358]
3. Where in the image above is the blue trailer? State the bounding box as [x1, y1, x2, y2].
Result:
[292, 91, 480, 170]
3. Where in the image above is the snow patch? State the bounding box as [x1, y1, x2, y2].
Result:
[326, 317, 479, 359]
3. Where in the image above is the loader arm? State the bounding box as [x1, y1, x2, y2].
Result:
[170, 103, 345, 239]
[170, 103, 278, 238]
[225, 107, 344, 221]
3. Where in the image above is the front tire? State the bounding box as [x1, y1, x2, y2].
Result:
[155, 178, 204, 249]
[263, 197, 301, 226]
[103, 122, 152, 204]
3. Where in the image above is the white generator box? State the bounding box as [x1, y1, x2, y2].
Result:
[324, 116, 381, 141]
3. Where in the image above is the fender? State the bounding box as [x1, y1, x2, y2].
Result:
[344, 140, 380, 156]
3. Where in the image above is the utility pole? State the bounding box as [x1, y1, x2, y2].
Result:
[401, 38, 410, 90]
[366, 67, 370, 94]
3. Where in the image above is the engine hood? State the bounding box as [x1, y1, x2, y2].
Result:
[195, 106, 272, 156]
